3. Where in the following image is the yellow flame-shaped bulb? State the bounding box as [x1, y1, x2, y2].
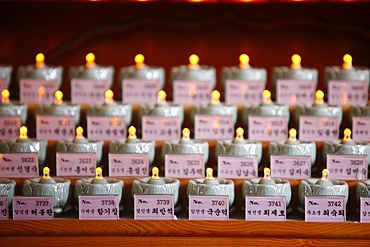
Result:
[263, 167, 271, 180]
[85, 53, 96, 68]
[1, 89, 10, 103]
[182, 128, 191, 141]
[105, 90, 114, 104]
[288, 128, 297, 142]
[206, 168, 214, 180]
[239, 54, 250, 68]
[188, 54, 199, 68]
[19, 126, 28, 140]
[152, 167, 160, 179]
[262, 90, 271, 104]
[343, 128, 352, 142]
[235, 127, 244, 141]
[54, 90, 63, 104]
[315, 90, 324, 105]
[321, 169, 329, 181]
[211, 90, 220, 104]
[342, 54, 353, 69]
[43, 167, 51, 179]
[291, 54, 301, 69]
[128, 126, 137, 140]
[157, 90, 167, 105]
[75, 126, 84, 140]
[35, 53, 45, 68]
[95, 167, 103, 180]
[135, 54, 145, 68]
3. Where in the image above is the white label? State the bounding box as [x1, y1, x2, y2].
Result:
[225, 80, 264, 105]
[108, 153, 149, 177]
[122, 79, 161, 104]
[142, 116, 181, 141]
[56, 152, 96, 176]
[189, 195, 229, 220]
[36, 115, 75, 140]
[360, 197, 370, 223]
[20, 79, 58, 104]
[165, 154, 204, 178]
[71, 78, 109, 104]
[79, 195, 119, 220]
[217, 156, 258, 178]
[352, 117, 370, 142]
[0, 153, 39, 178]
[245, 196, 286, 221]
[248, 116, 288, 141]
[173, 80, 212, 104]
[0, 196, 8, 220]
[134, 194, 174, 220]
[0, 116, 21, 140]
[270, 155, 311, 179]
[276, 79, 316, 105]
[299, 116, 339, 141]
[12, 196, 54, 220]
[328, 80, 369, 106]
[87, 116, 126, 140]
[0, 79, 7, 92]
[305, 196, 346, 222]
[326, 154, 368, 180]
[194, 115, 234, 140]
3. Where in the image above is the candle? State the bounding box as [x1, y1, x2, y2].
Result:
[342, 54, 352, 69]
[19, 126, 28, 140]
[105, 89, 114, 105]
[54, 90, 63, 105]
[75, 126, 85, 140]
[262, 90, 272, 104]
[182, 128, 191, 141]
[320, 169, 329, 181]
[290, 54, 301, 69]
[239, 54, 250, 68]
[135, 54, 145, 69]
[95, 167, 103, 180]
[128, 126, 137, 140]
[1, 89, 10, 104]
[157, 90, 167, 105]
[211, 90, 220, 104]
[288, 128, 297, 142]
[43, 167, 51, 179]
[85, 53, 96, 68]
[188, 54, 200, 69]
[151, 167, 160, 180]
[35, 53, 45, 68]
[343, 128, 352, 142]
[205, 168, 214, 180]
[315, 90, 324, 105]
[235, 127, 244, 141]
[263, 167, 271, 180]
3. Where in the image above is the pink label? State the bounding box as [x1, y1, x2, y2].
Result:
[0, 79, 7, 92]
[305, 196, 346, 222]
[71, 78, 109, 104]
[248, 116, 288, 141]
[87, 116, 126, 140]
[245, 196, 286, 221]
[217, 156, 258, 178]
[79, 195, 119, 220]
[36, 115, 75, 140]
[122, 79, 161, 104]
[56, 152, 96, 176]
[173, 80, 212, 104]
[134, 194, 174, 220]
[19, 79, 58, 104]
[326, 154, 368, 180]
[142, 116, 181, 141]
[328, 80, 369, 106]
[276, 80, 316, 105]
[194, 115, 234, 140]
[0, 196, 8, 220]
[188, 195, 229, 220]
[352, 117, 370, 141]
[0, 153, 39, 178]
[360, 197, 370, 223]
[225, 80, 264, 105]
[270, 155, 311, 179]
[0, 116, 21, 140]
[109, 153, 149, 177]
[299, 116, 339, 141]
[165, 154, 204, 178]
[12, 196, 54, 220]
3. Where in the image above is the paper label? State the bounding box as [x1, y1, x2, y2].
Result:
[173, 80, 212, 104]
[299, 116, 339, 141]
[142, 116, 181, 141]
[0, 196, 8, 220]
[87, 116, 126, 140]
[56, 152, 96, 176]
[276, 80, 316, 105]
[326, 154, 368, 180]
[0, 116, 21, 140]
[352, 117, 370, 142]
[79, 195, 119, 220]
[134, 194, 174, 220]
[0, 153, 39, 178]
[109, 153, 149, 177]
[217, 156, 258, 178]
[270, 155, 311, 179]
[189, 195, 229, 220]
[122, 79, 161, 104]
[305, 196, 346, 222]
[328, 80, 369, 106]
[0, 79, 7, 92]
[19, 79, 58, 104]
[165, 154, 204, 178]
[36, 115, 75, 140]
[245, 196, 286, 221]
[360, 197, 370, 223]
[248, 116, 288, 141]
[194, 115, 234, 140]
[71, 78, 109, 104]
[12, 196, 54, 220]
[225, 80, 264, 105]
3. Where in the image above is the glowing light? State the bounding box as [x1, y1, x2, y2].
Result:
[54, 90, 63, 104]
[235, 127, 244, 141]
[128, 126, 137, 140]
[239, 54, 250, 68]
[188, 54, 199, 68]
[38, 86, 45, 102]
[1, 89, 10, 103]
[157, 90, 167, 105]
[182, 128, 191, 141]
[206, 168, 214, 180]
[211, 90, 220, 104]
[43, 167, 51, 179]
[75, 126, 84, 140]
[95, 167, 103, 180]
[85, 53, 96, 68]
[35, 53, 45, 68]
[135, 54, 145, 68]
[315, 90, 324, 105]
[263, 167, 271, 180]
[288, 128, 297, 142]
[19, 126, 28, 140]
[343, 128, 352, 142]
[105, 90, 114, 104]
[321, 169, 329, 181]
[152, 167, 160, 179]
[342, 54, 353, 69]
[262, 90, 271, 104]
[291, 54, 301, 69]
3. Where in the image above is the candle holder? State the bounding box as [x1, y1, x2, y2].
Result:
[349, 100, 370, 123]
[0, 64, 12, 89]
[132, 167, 181, 211]
[0, 178, 16, 207]
[69, 53, 114, 89]
[268, 128, 316, 168]
[356, 180, 370, 213]
[22, 167, 71, 214]
[242, 168, 292, 212]
[56, 126, 104, 165]
[0, 89, 28, 125]
[215, 127, 262, 166]
[109, 126, 156, 166]
[298, 169, 349, 213]
[74, 167, 124, 210]
[187, 168, 235, 210]
[0, 126, 47, 171]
